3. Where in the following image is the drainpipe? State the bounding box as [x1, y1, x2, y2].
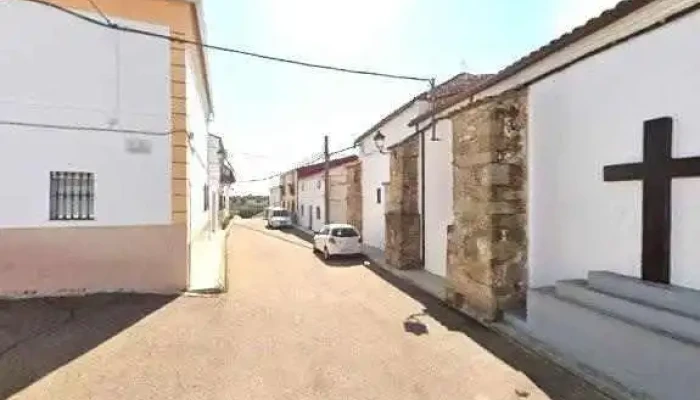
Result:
[419, 124, 426, 267]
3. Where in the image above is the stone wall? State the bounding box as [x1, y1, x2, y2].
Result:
[446, 89, 528, 321]
[346, 161, 362, 232]
[385, 136, 421, 269]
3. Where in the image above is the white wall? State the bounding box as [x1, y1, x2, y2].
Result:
[420, 120, 453, 277]
[297, 166, 350, 232]
[359, 102, 423, 250]
[186, 50, 210, 238]
[528, 9, 700, 289]
[297, 174, 324, 232]
[270, 186, 282, 207]
[0, 2, 170, 228]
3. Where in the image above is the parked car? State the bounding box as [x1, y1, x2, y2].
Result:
[266, 207, 292, 229]
[312, 224, 363, 260]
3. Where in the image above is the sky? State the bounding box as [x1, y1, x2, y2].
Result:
[203, 0, 620, 195]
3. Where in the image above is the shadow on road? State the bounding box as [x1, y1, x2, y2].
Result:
[0, 293, 176, 398]
[359, 261, 609, 400]
[233, 222, 607, 399]
[311, 252, 364, 268]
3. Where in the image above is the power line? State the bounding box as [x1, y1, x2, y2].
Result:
[0, 119, 174, 136]
[235, 144, 356, 184]
[22, 0, 432, 83]
[85, 0, 112, 25]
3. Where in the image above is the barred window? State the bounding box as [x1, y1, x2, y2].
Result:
[49, 171, 95, 221]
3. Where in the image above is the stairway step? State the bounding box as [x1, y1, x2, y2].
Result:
[528, 287, 700, 400]
[556, 279, 700, 345]
[588, 271, 700, 319]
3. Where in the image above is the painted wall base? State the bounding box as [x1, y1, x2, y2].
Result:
[0, 225, 187, 297]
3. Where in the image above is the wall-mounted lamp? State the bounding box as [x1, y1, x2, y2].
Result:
[373, 131, 387, 154]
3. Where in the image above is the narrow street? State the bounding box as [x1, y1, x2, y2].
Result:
[4, 219, 609, 400]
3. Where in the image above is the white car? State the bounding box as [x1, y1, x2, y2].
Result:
[266, 207, 292, 229]
[313, 224, 363, 260]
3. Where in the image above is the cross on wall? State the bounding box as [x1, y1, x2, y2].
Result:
[604, 117, 700, 284]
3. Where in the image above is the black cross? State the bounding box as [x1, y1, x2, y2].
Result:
[604, 117, 700, 284]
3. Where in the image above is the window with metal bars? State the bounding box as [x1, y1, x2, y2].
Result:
[49, 171, 95, 221]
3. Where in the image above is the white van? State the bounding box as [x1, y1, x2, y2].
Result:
[266, 207, 292, 229]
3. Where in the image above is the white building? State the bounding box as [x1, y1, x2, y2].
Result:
[0, 0, 228, 296]
[412, 1, 700, 398]
[354, 74, 489, 277]
[296, 156, 357, 233]
[269, 183, 282, 207]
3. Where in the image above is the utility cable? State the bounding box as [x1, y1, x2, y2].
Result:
[235, 143, 356, 183]
[22, 0, 432, 83]
[0, 119, 174, 136]
[85, 0, 112, 25]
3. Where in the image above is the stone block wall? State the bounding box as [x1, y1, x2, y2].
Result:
[346, 161, 362, 232]
[446, 89, 527, 321]
[385, 136, 421, 269]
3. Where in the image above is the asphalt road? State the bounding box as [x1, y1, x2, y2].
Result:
[4, 219, 610, 400]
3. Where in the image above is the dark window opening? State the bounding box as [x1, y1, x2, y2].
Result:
[49, 171, 95, 221]
[376, 188, 382, 204]
[204, 184, 210, 211]
[331, 228, 358, 237]
[272, 210, 290, 217]
[316, 206, 321, 220]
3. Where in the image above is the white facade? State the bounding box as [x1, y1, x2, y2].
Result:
[418, 120, 454, 277]
[186, 49, 213, 239]
[269, 185, 282, 207]
[528, 8, 700, 290]
[297, 165, 352, 233]
[358, 100, 453, 277]
[358, 103, 421, 250]
[0, 3, 171, 228]
[297, 174, 325, 232]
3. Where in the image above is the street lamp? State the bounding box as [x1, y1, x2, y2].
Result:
[373, 131, 386, 154]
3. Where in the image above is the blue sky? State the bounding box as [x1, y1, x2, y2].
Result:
[203, 0, 619, 194]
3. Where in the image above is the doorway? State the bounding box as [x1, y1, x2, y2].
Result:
[308, 205, 313, 230]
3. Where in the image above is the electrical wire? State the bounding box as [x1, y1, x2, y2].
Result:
[235, 144, 357, 184]
[22, 0, 432, 83]
[0, 119, 174, 136]
[85, 0, 112, 25]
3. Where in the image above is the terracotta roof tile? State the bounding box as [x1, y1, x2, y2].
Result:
[296, 155, 359, 179]
[353, 73, 493, 144]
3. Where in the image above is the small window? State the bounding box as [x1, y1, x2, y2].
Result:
[301, 205, 304, 216]
[331, 227, 358, 237]
[49, 171, 95, 221]
[317, 180, 321, 189]
[204, 184, 210, 211]
[376, 188, 382, 204]
[316, 206, 321, 220]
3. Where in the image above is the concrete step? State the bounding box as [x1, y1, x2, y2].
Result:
[528, 287, 700, 400]
[588, 271, 700, 319]
[556, 279, 700, 345]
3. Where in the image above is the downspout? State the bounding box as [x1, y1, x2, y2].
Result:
[419, 124, 426, 267]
